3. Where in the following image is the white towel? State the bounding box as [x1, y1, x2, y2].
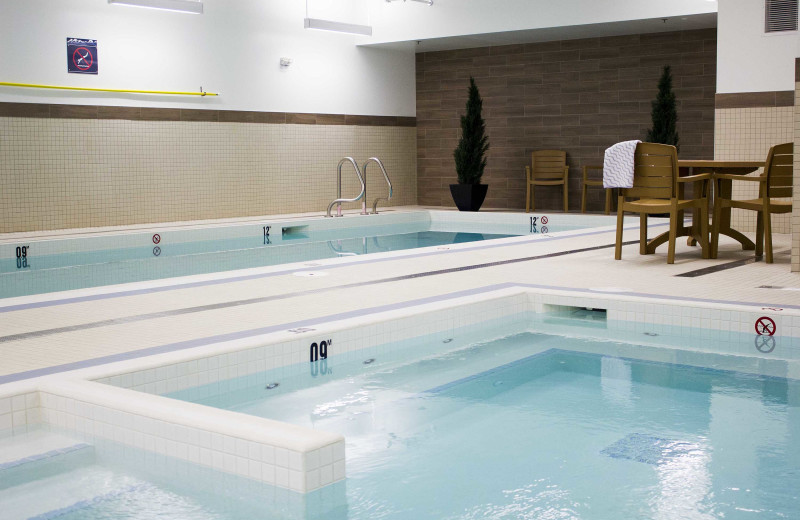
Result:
[603, 140, 641, 188]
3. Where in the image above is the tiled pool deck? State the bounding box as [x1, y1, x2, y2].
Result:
[1, 206, 798, 383]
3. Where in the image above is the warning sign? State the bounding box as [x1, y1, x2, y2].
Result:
[755, 316, 776, 336]
[67, 38, 98, 74]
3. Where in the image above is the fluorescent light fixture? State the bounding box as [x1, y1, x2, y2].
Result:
[385, 0, 433, 5]
[304, 17, 372, 36]
[108, 0, 203, 14]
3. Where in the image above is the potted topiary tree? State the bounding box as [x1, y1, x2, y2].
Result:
[451, 76, 490, 211]
[646, 65, 679, 151]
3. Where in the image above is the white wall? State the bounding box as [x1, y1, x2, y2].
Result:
[717, 0, 799, 93]
[0, 0, 415, 116]
[368, 0, 717, 43]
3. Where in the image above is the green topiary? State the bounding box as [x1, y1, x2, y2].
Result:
[453, 76, 490, 185]
[645, 65, 679, 152]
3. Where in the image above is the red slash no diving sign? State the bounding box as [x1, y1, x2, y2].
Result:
[755, 316, 776, 336]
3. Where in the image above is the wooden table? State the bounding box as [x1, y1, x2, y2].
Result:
[680, 160, 764, 257]
[641, 160, 764, 257]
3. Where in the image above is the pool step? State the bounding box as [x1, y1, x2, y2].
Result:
[0, 431, 95, 490]
[0, 466, 143, 520]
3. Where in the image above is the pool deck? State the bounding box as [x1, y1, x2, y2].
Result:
[1, 206, 799, 384]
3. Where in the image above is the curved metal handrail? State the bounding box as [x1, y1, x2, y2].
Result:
[327, 241, 359, 256]
[363, 157, 393, 214]
[326, 157, 365, 217]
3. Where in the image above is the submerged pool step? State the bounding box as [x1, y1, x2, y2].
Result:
[0, 467, 142, 520]
[0, 431, 95, 491]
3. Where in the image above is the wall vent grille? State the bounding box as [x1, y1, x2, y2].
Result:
[766, 0, 798, 32]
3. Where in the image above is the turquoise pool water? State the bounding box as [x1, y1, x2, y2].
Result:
[168, 332, 799, 519]
[1, 223, 520, 299]
[5, 323, 796, 519]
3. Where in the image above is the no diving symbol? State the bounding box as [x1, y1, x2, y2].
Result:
[541, 216, 549, 225]
[755, 335, 776, 353]
[755, 316, 776, 336]
[72, 47, 93, 70]
[152, 234, 161, 244]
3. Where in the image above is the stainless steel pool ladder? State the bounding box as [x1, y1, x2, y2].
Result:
[326, 157, 365, 218]
[362, 157, 393, 214]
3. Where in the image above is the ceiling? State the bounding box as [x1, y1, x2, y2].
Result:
[364, 12, 717, 53]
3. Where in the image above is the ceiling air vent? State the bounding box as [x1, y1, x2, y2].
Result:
[765, 0, 798, 32]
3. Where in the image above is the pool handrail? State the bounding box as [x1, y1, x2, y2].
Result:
[326, 157, 366, 217]
[363, 157, 393, 214]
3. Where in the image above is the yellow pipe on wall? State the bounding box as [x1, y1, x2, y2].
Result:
[0, 82, 219, 96]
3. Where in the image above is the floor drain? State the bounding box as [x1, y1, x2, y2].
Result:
[265, 383, 279, 390]
[443, 338, 453, 343]
[643, 332, 659, 337]
[363, 358, 375, 365]
[293, 271, 328, 277]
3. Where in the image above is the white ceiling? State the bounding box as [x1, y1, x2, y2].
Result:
[364, 12, 717, 53]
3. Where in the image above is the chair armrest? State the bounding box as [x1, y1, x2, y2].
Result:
[677, 172, 711, 183]
[582, 164, 602, 182]
[714, 173, 765, 182]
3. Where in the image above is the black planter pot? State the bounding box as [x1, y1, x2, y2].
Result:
[449, 183, 488, 212]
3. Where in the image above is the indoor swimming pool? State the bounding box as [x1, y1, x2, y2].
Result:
[0, 211, 608, 299]
[4, 313, 795, 520]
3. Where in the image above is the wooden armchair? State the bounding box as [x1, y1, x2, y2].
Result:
[581, 164, 612, 214]
[525, 150, 569, 212]
[711, 142, 793, 263]
[614, 142, 711, 264]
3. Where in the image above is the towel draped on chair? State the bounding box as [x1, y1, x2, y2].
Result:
[603, 140, 641, 188]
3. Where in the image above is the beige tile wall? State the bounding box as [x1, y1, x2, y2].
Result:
[715, 106, 794, 234]
[0, 118, 417, 233]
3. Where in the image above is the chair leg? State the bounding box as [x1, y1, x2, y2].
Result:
[764, 209, 773, 264]
[639, 213, 648, 255]
[604, 189, 612, 215]
[615, 199, 624, 260]
[699, 202, 709, 259]
[581, 183, 587, 213]
[711, 199, 721, 259]
[667, 208, 677, 264]
[525, 183, 531, 213]
[755, 211, 764, 257]
[563, 183, 568, 213]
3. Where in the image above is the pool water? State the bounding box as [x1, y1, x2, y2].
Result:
[165, 330, 800, 520]
[0, 228, 515, 299]
[0, 432, 341, 520]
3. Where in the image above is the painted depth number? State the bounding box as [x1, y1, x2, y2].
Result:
[15, 245, 30, 269]
[309, 339, 332, 377]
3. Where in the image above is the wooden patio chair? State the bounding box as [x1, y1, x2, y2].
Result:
[614, 142, 711, 264]
[525, 150, 569, 212]
[711, 142, 793, 263]
[581, 164, 612, 214]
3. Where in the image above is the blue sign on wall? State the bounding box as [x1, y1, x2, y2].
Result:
[67, 38, 98, 74]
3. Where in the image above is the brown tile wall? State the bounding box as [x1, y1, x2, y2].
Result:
[0, 102, 417, 127]
[416, 29, 717, 211]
